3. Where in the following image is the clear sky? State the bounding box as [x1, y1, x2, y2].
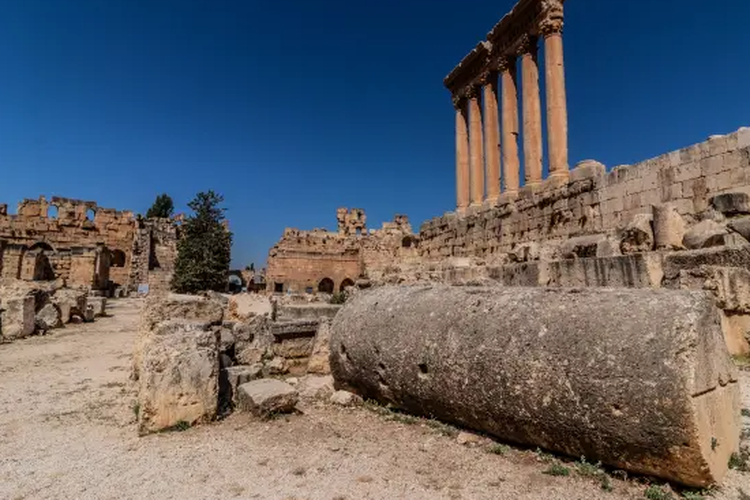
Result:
[1, 0, 748, 268]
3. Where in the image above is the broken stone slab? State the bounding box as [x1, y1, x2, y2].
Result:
[683, 220, 730, 250]
[297, 374, 335, 400]
[236, 379, 298, 418]
[620, 213, 654, 254]
[227, 293, 272, 322]
[508, 242, 540, 263]
[35, 303, 62, 331]
[330, 390, 362, 407]
[0, 296, 35, 340]
[710, 192, 750, 216]
[727, 216, 750, 243]
[653, 203, 686, 250]
[307, 318, 332, 375]
[224, 364, 263, 402]
[82, 305, 95, 322]
[330, 285, 741, 488]
[547, 254, 663, 289]
[140, 293, 224, 332]
[52, 288, 88, 323]
[87, 296, 107, 317]
[136, 320, 219, 434]
[264, 357, 288, 376]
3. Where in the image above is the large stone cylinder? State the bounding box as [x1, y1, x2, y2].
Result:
[330, 286, 741, 487]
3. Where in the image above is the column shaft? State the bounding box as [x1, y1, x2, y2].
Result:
[468, 93, 485, 205]
[544, 30, 568, 178]
[483, 78, 501, 202]
[455, 100, 470, 211]
[500, 60, 520, 193]
[520, 38, 543, 186]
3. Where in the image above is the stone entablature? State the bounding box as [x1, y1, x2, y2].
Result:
[446, 0, 568, 211]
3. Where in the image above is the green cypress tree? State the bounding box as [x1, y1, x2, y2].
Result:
[171, 191, 232, 294]
[145, 193, 175, 219]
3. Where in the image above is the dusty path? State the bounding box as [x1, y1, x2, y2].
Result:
[0, 299, 748, 500]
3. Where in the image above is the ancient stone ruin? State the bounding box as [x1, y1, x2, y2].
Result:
[266, 208, 418, 294]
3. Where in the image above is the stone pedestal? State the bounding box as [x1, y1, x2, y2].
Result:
[500, 59, 520, 194]
[483, 77, 501, 203]
[519, 36, 543, 186]
[468, 92, 485, 206]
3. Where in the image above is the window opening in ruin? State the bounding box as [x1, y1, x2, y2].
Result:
[355, 228, 362, 236]
[47, 205, 58, 219]
[274, 283, 284, 293]
[340, 278, 355, 291]
[112, 249, 126, 268]
[86, 208, 96, 221]
[402, 236, 413, 248]
[318, 277, 334, 294]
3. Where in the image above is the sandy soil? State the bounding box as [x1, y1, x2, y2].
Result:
[0, 299, 748, 500]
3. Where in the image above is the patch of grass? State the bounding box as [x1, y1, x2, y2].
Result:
[575, 457, 603, 477]
[644, 485, 674, 500]
[599, 474, 613, 492]
[711, 437, 719, 451]
[131, 402, 140, 419]
[329, 291, 348, 305]
[733, 355, 750, 369]
[681, 492, 704, 500]
[738, 488, 750, 500]
[729, 450, 749, 471]
[423, 418, 458, 437]
[542, 463, 571, 477]
[387, 412, 419, 425]
[291, 466, 306, 476]
[535, 448, 554, 463]
[741, 408, 750, 418]
[161, 420, 191, 432]
[487, 443, 510, 455]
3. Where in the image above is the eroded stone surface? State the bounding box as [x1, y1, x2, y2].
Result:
[236, 379, 298, 417]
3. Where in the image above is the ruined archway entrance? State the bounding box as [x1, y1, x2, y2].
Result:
[318, 278, 334, 294]
[340, 278, 355, 292]
[111, 249, 126, 268]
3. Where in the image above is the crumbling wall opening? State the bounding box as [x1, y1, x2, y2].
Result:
[86, 208, 96, 222]
[112, 249, 126, 268]
[318, 278, 334, 294]
[274, 283, 284, 293]
[47, 205, 58, 220]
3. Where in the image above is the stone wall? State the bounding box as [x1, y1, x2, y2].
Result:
[266, 209, 416, 294]
[419, 127, 750, 260]
[128, 218, 179, 294]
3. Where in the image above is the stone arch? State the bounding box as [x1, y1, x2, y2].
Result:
[29, 241, 55, 252]
[111, 249, 126, 268]
[86, 208, 96, 221]
[340, 278, 355, 292]
[318, 277, 334, 294]
[402, 235, 416, 248]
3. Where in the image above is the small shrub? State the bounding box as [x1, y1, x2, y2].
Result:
[741, 408, 750, 417]
[645, 485, 674, 500]
[488, 444, 510, 455]
[543, 463, 571, 477]
[162, 420, 191, 432]
[536, 448, 554, 463]
[131, 402, 140, 419]
[575, 457, 603, 477]
[738, 488, 750, 500]
[424, 418, 458, 437]
[329, 291, 348, 305]
[729, 450, 749, 471]
[599, 474, 613, 492]
[681, 492, 704, 500]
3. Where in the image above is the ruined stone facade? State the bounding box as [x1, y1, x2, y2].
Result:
[0, 196, 178, 293]
[266, 209, 417, 294]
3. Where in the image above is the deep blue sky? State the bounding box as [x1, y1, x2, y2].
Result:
[1, 0, 748, 268]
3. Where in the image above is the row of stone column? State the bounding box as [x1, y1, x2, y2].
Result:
[455, 24, 568, 211]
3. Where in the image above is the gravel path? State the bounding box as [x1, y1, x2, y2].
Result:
[0, 299, 747, 500]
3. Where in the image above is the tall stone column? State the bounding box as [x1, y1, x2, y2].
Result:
[454, 97, 470, 212]
[482, 73, 501, 203]
[542, 17, 569, 179]
[499, 57, 520, 194]
[468, 88, 485, 206]
[518, 35, 543, 186]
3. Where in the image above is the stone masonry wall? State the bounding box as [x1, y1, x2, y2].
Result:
[419, 127, 750, 260]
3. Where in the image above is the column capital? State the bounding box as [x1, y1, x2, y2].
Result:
[477, 70, 497, 87]
[539, 17, 564, 37]
[516, 34, 538, 57]
[465, 85, 480, 99]
[496, 56, 516, 73]
[452, 95, 466, 110]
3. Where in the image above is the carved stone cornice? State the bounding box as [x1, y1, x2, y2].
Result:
[539, 17, 563, 37]
[452, 95, 467, 110]
[465, 85, 480, 99]
[477, 70, 497, 87]
[516, 34, 538, 57]
[496, 56, 515, 73]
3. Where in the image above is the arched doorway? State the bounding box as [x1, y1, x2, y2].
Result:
[340, 278, 355, 292]
[318, 277, 334, 294]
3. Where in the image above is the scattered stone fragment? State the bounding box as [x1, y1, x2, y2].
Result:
[683, 220, 729, 249]
[236, 379, 298, 418]
[653, 203, 686, 250]
[265, 357, 288, 375]
[456, 432, 481, 446]
[307, 318, 332, 375]
[330, 390, 363, 407]
[87, 296, 107, 317]
[0, 296, 35, 340]
[620, 214, 654, 254]
[711, 192, 750, 216]
[35, 303, 62, 330]
[297, 375, 335, 400]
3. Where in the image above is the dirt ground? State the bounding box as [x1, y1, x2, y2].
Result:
[0, 299, 748, 500]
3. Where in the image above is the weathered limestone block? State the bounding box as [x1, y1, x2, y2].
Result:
[557, 234, 619, 259]
[330, 286, 741, 488]
[307, 318, 332, 375]
[683, 220, 729, 250]
[52, 288, 88, 323]
[233, 315, 271, 365]
[620, 214, 654, 254]
[710, 192, 750, 216]
[82, 305, 95, 322]
[508, 242, 540, 263]
[719, 312, 750, 357]
[330, 390, 363, 407]
[87, 296, 107, 317]
[728, 216, 750, 241]
[270, 320, 319, 359]
[236, 379, 298, 417]
[35, 303, 62, 330]
[226, 294, 272, 322]
[276, 304, 341, 321]
[548, 254, 664, 288]
[137, 320, 219, 434]
[224, 364, 263, 402]
[0, 296, 35, 340]
[653, 203, 686, 250]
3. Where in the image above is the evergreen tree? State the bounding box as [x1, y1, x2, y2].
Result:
[146, 193, 175, 219]
[171, 191, 232, 294]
